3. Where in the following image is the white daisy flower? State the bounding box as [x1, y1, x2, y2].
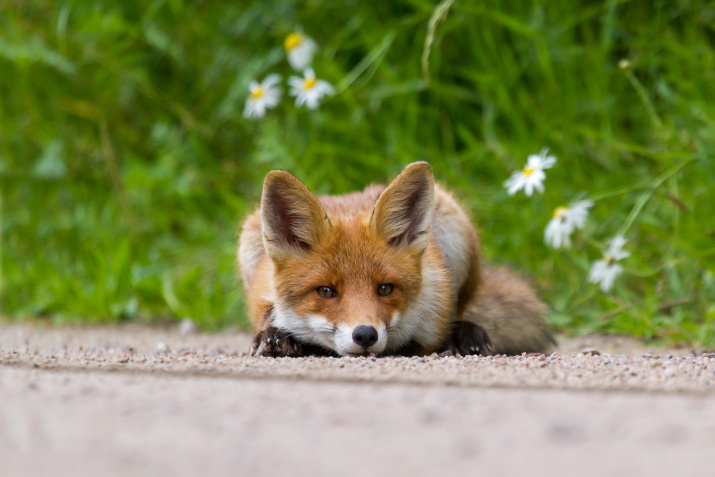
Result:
[504, 148, 557, 196]
[288, 68, 334, 109]
[284, 32, 318, 71]
[588, 235, 630, 292]
[544, 200, 594, 249]
[244, 74, 282, 119]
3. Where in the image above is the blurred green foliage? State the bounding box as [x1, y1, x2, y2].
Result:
[1, 0, 714, 344]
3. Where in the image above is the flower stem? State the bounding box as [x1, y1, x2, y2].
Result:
[422, 0, 454, 82]
[627, 177, 683, 278]
[623, 68, 663, 129]
[617, 158, 695, 237]
[618, 190, 652, 237]
[588, 184, 650, 202]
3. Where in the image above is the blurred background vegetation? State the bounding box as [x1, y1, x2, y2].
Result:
[1, 0, 714, 345]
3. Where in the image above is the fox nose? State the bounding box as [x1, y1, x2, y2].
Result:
[352, 326, 378, 349]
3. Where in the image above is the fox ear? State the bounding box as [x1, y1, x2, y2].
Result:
[370, 162, 435, 252]
[260, 170, 329, 261]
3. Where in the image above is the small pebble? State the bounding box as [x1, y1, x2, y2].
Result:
[180, 319, 197, 337]
[581, 348, 601, 356]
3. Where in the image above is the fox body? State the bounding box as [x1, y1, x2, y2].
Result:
[238, 162, 553, 357]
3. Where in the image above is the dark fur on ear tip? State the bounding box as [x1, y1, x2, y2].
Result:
[396, 162, 433, 183]
[262, 169, 303, 190]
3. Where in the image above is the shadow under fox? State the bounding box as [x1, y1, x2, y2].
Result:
[238, 162, 554, 357]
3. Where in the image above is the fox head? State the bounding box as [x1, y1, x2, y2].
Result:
[260, 162, 445, 356]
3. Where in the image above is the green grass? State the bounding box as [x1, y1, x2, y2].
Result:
[1, 0, 714, 345]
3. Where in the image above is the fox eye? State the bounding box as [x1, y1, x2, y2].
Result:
[377, 283, 394, 297]
[316, 286, 337, 299]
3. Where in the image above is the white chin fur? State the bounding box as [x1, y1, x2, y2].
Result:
[272, 307, 336, 351]
[273, 305, 391, 356]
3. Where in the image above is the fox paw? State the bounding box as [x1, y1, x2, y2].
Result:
[441, 321, 493, 356]
[250, 327, 305, 357]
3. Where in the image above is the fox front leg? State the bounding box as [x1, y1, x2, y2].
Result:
[250, 306, 307, 357]
[440, 321, 493, 356]
[250, 327, 306, 357]
[250, 327, 338, 358]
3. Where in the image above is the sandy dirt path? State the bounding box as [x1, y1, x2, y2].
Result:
[1, 323, 714, 477]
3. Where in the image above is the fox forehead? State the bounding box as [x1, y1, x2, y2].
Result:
[274, 218, 422, 291]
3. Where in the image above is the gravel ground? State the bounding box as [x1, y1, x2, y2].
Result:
[1, 323, 714, 477]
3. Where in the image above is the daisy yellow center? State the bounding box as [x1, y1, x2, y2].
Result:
[553, 206, 569, 219]
[523, 166, 535, 176]
[303, 77, 316, 90]
[604, 253, 614, 264]
[284, 33, 303, 52]
[250, 87, 264, 99]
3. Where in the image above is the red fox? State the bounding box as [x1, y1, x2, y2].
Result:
[238, 162, 554, 357]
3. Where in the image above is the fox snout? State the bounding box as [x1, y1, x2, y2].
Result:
[334, 322, 388, 356]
